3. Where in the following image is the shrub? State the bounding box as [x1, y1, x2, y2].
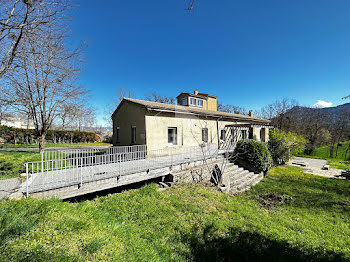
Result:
[233, 139, 272, 174]
[268, 129, 307, 165]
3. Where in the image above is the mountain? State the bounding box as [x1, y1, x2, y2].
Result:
[322, 103, 350, 115]
[287, 103, 350, 118]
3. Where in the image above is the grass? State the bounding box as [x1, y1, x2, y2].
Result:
[0, 142, 111, 149]
[297, 141, 350, 170]
[0, 166, 349, 261]
[0, 152, 41, 180]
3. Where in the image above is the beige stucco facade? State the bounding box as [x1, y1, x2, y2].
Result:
[112, 100, 270, 151]
[112, 101, 147, 145]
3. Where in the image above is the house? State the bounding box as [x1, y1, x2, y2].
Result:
[111, 90, 271, 151]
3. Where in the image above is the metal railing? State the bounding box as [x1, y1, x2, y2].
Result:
[24, 144, 220, 196]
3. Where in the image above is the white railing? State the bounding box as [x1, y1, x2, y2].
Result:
[24, 144, 220, 196]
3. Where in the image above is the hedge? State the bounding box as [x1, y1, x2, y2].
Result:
[0, 125, 99, 145]
[233, 139, 273, 174]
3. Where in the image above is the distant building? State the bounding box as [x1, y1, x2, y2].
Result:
[111, 90, 271, 151]
[0, 117, 35, 129]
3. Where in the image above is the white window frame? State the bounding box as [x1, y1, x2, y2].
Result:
[131, 126, 136, 144]
[190, 97, 196, 106]
[198, 99, 203, 107]
[168, 127, 178, 146]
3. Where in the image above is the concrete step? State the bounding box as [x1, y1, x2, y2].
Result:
[229, 169, 251, 182]
[221, 164, 239, 175]
[230, 172, 255, 187]
[236, 173, 263, 192]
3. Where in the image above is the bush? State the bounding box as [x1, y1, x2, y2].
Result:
[233, 139, 272, 174]
[268, 129, 307, 165]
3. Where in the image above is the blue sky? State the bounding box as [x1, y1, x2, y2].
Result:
[70, 0, 350, 125]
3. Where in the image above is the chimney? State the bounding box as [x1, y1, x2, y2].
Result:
[194, 90, 199, 95]
[248, 110, 253, 117]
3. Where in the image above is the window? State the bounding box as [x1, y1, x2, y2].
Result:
[198, 99, 203, 107]
[168, 127, 177, 145]
[202, 128, 208, 143]
[249, 127, 253, 139]
[241, 130, 247, 140]
[116, 127, 120, 143]
[182, 98, 188, 106]
[131, 126, 136, 144]
[190, 97, 196, 106]
[260, 128, 266, 142]
[220, 129, 226, 140]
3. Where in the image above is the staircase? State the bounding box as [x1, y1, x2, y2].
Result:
[221, 164, 264, 194]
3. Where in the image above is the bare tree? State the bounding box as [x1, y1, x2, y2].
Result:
[258, 98, 299, 129]
[0, 11, 85, 152]
[217, 102, 247, 114]
[145, 92, 175, 104]
[0, 0, 71, 78]
[343, 95, 350, 99]
[104, 87, 134, 127]
[72, 105, 96, 132]
[57, 103, 77, 130]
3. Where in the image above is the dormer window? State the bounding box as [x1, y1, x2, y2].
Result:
[198, 99, 203, 107]
[190, 97, 196, 106]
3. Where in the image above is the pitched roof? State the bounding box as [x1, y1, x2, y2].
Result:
[112, 98, 270, 124]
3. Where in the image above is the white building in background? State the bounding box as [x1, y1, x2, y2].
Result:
[0, 117, 35, 129]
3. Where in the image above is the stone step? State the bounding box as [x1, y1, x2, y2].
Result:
[221, 164, 240, 174]
[229, 169, 251, 182]
[231, 172, 255, 187]
[236, 173, 263, 192]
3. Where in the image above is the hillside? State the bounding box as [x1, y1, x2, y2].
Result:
[288, 103, 350, 118]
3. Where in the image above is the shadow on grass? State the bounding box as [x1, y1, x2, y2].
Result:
[183, 225, 347, 262]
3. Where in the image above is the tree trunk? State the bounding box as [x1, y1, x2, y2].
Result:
[39, 133, 46, 152]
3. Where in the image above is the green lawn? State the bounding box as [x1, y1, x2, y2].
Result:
[0, 166, 349, 261]
[0, 142, 111, 149]
[0, 152, 41, 179]
[297, 141, 350, 169]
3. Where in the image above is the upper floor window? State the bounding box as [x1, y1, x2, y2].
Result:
[198, 99, 203, 107]
[190, 97, 196, 106]
[182, 98, 188, 106]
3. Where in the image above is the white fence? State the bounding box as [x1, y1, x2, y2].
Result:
[24, 144, 220, 196]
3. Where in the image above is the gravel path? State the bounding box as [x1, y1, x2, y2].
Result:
[289, 157, 343, 178]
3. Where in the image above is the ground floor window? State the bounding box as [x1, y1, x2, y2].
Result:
[168, 127, 177, 145]
[260, 128, 266, 142]
[248, 128, 253, 139]
[241, 130, 247, 140]
[220, 129, 226, 140]
[131, 126, 136, 144]
[202, 128, 208, 143]
[116, 127, 120, 143]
